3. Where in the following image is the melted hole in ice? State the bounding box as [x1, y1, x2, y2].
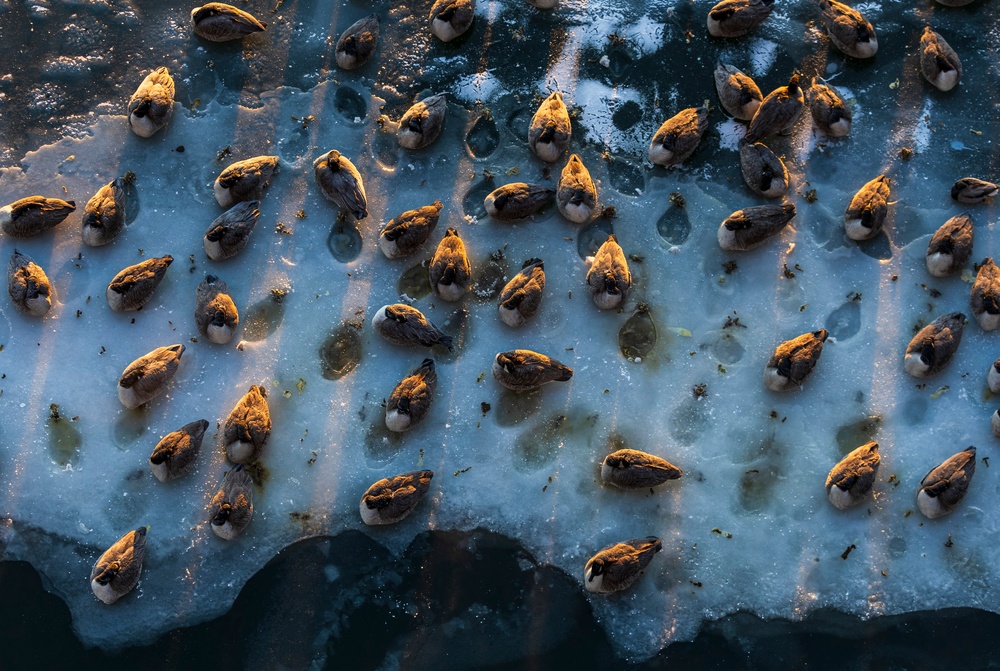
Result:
[363, 418, 404, 463]
[669, 396, 710, 445]
[835, 415, 881, 454]
[706, 330, 745, 364]
[890, 203, 922, 247]
[737, 434, 785, 513]
[513, 410, 598, 473]
[105, 469, 153, 528]
[47, 405, 81, 467]
[112, 407, 148, 451]
[242, 291, 287, 342]
[902, 395, 929, 425]
[463, 180, 495, 221]
[397, 259, 432, 300]
[606, 158, 644, 197]
[577, 218, 614, 259]
[466, 112, 500, 159]
[888, 536, 907, 558]
[856, 232, 892, 261]
[611, 100, 643, 132]
[494, 388, 544, 427]
[435, 307, 470, 360]
[327, 219, 363, 263]
[504, 107, 532, 145]
[656, 205, 691, 245]
[372, 129, 398, 171]
[825, 300, 862, 341]
[470, 251, 507, 303]
[334, 86, 367, 122]
[318, 325, 363, 381]
[279, 126, 310, 162]
[123, 174, 140, 225]
[619, 305, 657, 360]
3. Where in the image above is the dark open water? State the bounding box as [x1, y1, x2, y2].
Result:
[3, 529, 1000, 670]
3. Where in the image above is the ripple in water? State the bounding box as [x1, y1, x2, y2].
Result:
[397, 259, 432, 300]
[319, 326, 362, 381]
[334, 86, 367, 122]
[327, 219, 363, 263]
[466, 111, 500, 159]
[242, 290, 287, 342]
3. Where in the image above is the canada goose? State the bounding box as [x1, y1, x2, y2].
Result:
[992, 409, 1000, 437]
[149, 419, 209, 482]
[335, 14, 380, 70]
[429, 227, 471, 301]
[707, 0, 774, 37]
[484, 183, 554, 220]
[844, 174, 890, 241]
[498, 258, 545, 327]
[380, 201, 443, 258]
[904, 312, 966, 377]
[648, 107, 708, 167]
[7, 250, 52, 317]
[195, 275, 239, 344]
[809, 79, 852, 137]
[90, 527, 147, 604]
[988, 359, 1000, 393]
[313, 150, 368, 219]
[529, 92, 572, 163]
[718, 202, 796, 251]
[714, 63, 763, 120]
[398, 94, 448, 150]
[214, 156, 278, 208]
[191, 2, 266, 41]
[739, 140, 789, 198]
[106, 255, 173, 312]
[117, 344, 185, 409]
[919, 27, 962, 92]
[826, 441, 880, 509]
[492, 349, 573, 391]
[0, 196, 75, 238]
[971, 258, 1000, 330]
[82, 177, 126, 246]
[557, 154, 598, 223]
[372, 303, 454, 350]
[926, 214, 973, 277]
[127, 67, 174, 138]
[601, 449, 682, 489]
[584, 536, 661, 594]
[429, 0, 474, 42]
[951, 178, 997, 204]
[745, 73, 805, 143]
[386, 359, 437, 432]
[209, 465, 254, 540]
[203, 201, 260, 261]
[819, 0, 878, 59]
[586, 234, 631, 310]
[360, 470, 434, 525]
[917, 447, 976, 519]
[224, 385, 271, 464]
[764, 329, 828, 391]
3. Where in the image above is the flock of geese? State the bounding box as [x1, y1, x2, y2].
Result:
[2, 0, 997, 604]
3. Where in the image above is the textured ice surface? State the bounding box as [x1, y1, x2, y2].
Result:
[2, 0, 1000, 661]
